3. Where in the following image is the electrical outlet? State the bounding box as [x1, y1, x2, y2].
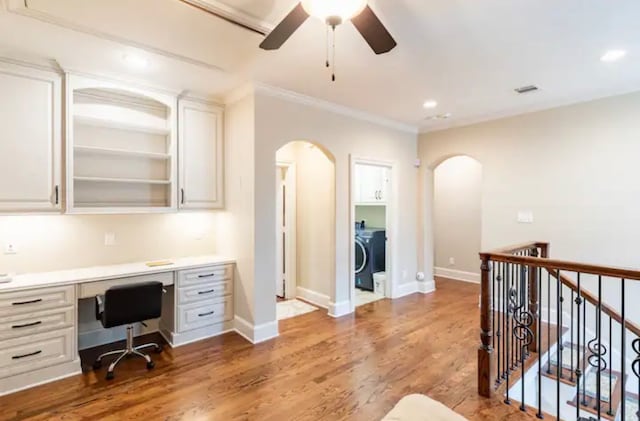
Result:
[449, 257, 455, 265]
[4, 242, 17, 255]
[402, 270, 408, 280]
[104, 232, 117, 246]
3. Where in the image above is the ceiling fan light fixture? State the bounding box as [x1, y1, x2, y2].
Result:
[301, 0, 368, 24]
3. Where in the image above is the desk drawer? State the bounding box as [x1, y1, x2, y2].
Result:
[0, 327, 74, 379]
[78, 272, 174, 299]
[0, 286, 74, 317]
[177, 265, 231, 288]
[178, 281, 232, 305]
[0, 307, 74, 341]
[177, 297, 232, 333]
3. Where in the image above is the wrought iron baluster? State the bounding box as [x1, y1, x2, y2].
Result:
[547, 270, 552, 375]
[575, 272, 583, 420]
[556, 270, 561, 421]
[502, 262, 507, 380]
[570, 289, 575, 383]
[492, 261, 496, 351]
[558, 282, 564, 380]
[505, 262, 512, 405]
[587, 276, 606, 416]
[513, 262, 533, 412]
[621, 278, 626, 421]
[536, 266, 543, 419]
[632, 335, 640, 421]
[607, 314, 613, 417]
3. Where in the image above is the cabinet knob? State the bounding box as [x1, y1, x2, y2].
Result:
[181, 188, 185, 205]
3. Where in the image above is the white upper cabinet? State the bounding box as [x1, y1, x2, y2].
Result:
[355, 164, 388, 205]
[0, 61, 62, 213]
[65, 74, 178, 214]
[178, 99, 224, 210]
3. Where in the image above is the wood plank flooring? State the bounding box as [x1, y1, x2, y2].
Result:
[0, 278, 545, 421]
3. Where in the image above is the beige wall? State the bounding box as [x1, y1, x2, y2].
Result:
[420, 91, 640, 271]
[0, 213, 217, 273]
[254, 90, 420, 324]
[277, 141, 335, 298]
[433, 156, 482, 274]
[355, 205, 386, 228]
[218, 93, 256, 324]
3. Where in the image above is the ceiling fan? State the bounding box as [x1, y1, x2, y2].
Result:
[260, 0, 397, 80]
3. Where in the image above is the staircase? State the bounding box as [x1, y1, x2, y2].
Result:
[477, 241, 640, 421]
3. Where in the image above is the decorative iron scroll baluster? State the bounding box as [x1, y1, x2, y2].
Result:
[587, 276, 606, 416]
[558, 282, 564, 380]
[512, 263, 533, 411]
[495, 264, 501, 384]
[632, 337, 640, 419]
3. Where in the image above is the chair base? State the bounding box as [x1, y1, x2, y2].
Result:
[93, 325, 162, 380]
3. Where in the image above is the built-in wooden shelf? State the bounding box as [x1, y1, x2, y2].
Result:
[74, 176, 171, 185]
[74, 145, 171, 160]
[74, 114, 170, 136]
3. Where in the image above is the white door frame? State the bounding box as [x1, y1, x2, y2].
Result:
[349, 156, 396, 311]
[276, 161, 297, 300]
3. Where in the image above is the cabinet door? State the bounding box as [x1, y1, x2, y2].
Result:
[0, 62, 61, 212]
[355, 164, 388, 204]
[178, 99, 224, 210]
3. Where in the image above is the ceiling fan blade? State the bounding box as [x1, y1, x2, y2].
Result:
[259, 3, 309, 50]
[350, 5, 397, 55]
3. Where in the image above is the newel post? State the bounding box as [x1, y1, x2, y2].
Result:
[528, 247, 540, 353]
[478, 254, 494, 398]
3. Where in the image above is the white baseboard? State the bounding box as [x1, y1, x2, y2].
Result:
[328, 300, 352, 318]
[233, 315, 279, 344]
[435, 267, 480, 284]
[392, 281, 419, 299]
[417, 279, 436, 294]
[296, 286, 329, 309]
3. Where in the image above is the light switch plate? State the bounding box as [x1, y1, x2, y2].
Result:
[104, 232, 117, 246]
[517, 211, 534, 224]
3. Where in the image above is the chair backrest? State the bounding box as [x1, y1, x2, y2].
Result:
[102, 281, 163, 328]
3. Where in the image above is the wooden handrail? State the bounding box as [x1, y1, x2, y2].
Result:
[551, 271, 640, 338]
[479, 252, 640, 281]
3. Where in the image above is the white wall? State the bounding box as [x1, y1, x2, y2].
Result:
[276, 141, 335, 298]
[0, 213, 217, 273]
[433, 156, 482, 274]
[254, 89, 420, 323]
[420, 90, 640, 322]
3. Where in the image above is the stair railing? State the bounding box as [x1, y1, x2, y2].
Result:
[478, 241, 640, 420]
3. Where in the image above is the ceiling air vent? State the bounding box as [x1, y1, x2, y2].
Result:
[424, 113, 452, 121]
[514, 85, 539, 94]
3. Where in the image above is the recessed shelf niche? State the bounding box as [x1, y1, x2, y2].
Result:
[66, 76, 177, 213]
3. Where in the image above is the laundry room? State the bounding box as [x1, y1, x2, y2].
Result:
[353, 162, 390, 307]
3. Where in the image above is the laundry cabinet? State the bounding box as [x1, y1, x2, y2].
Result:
[355, 164, 388, 204]
[0, 61, 62, 213]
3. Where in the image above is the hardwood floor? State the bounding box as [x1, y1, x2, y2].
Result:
[1, 278, 545, 421]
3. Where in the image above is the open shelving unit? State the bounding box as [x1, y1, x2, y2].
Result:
[66, 75, 177, 213]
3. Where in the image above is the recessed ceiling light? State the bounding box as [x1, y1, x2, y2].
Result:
[601, 50, 627, 63]
[423, 100, 438, 109]
[122, 53, 149, 69]
[424, 113, 452, 121]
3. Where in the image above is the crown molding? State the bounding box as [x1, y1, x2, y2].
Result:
[0, 55, 63, 74]
[178, 0, 273, 35]
[223, 82, 255, 105]
[7, 0, 227, 74]
[254, 83, 419, 135]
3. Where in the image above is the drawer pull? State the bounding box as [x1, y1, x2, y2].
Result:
[198, 289, 215, 295]
[198, 274, 215, 279]
[12, 298, 43, 306]
[12, 350, 42, 360]
[12, 320, 42, 329]
[198, 311, 215, 317]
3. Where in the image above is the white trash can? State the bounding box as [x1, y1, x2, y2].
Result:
[373, 272, 386, 296]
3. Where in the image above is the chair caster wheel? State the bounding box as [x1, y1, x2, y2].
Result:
[147, 361, 155, 370]
[106, 371, 114, 380]
[154, 345, 163, 354]
[93, 360, 102, 370]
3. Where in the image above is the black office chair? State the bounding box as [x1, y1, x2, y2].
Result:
[93, 281, 164, 380]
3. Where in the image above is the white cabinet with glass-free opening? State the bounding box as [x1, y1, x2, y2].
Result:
[354, 164, 388, 205]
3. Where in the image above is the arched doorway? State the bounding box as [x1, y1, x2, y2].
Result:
[274, 140, 336, 320]
[431, 155, 483, 283]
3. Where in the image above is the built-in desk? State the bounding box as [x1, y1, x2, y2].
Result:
[0, 255, 235, 396]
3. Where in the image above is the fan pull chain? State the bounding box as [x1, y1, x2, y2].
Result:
[325, 26, 330, 68]
[331, 25, 336, 82]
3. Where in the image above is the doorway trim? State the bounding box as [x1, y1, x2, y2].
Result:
[276, 160, 297, 300]
[349, 155, 396, 312]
